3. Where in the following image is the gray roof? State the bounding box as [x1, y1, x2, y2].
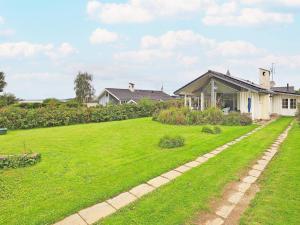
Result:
[105, 88, 172, 102]
[271, 86, 295, 94]
[174, 70, 272, 95]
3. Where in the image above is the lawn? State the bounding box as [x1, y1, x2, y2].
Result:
[240, 122, 300, 225]
[97, 117, 293, 225]
[0, 118, 255, 225]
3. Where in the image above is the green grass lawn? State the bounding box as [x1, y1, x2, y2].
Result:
[0, 118, 255, 225]
[240, 122, 300, 225]
[97, 117, 293, 225]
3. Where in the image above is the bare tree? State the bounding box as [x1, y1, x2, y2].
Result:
[74, 72, 95, 103]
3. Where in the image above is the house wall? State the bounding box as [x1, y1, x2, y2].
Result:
[239, 92, 265, 120]
[99, 91, 119, 106]
[272, 94, 300, 116]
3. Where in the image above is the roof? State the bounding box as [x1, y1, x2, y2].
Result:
[174, 70, 272, 95]
[271, 86, 295, 94]
[105, 88, 172, 102]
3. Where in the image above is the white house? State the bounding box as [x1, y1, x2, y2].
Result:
[174, 68, 300, 120]
[99, 83, 172, 106]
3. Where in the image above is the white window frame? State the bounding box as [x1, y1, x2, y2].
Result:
[282, 99, 289, 109]
[290, 99, 297, 109]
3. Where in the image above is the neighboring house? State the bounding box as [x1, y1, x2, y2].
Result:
[174, 68, 300, 120]
[99, 83, 172, 106]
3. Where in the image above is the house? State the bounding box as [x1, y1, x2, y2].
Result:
[174, 68, 300, 120]
[98, 83, 172, 106]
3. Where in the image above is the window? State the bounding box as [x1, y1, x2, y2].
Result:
[290, 99, 297, 109]
[282, 99, 288, 109]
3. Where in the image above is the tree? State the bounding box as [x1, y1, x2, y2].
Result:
[0, 72, 7, 93]
[0, 93, 17, 107]
[296, 88, 300, 94]
[74, 72, 95, 103]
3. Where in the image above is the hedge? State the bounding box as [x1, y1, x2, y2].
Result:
[0, 104, 156, 130]
[0, 153, 41, 169]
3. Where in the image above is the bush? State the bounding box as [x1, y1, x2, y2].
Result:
[202, 126, 214, 134]
[0, 153, 41, 169]
[201, 126, 222, 134]
[213, 126, 222, 134]
[159, 135, 185, 149]
[0, 103, 159, 130]
[155, 107, 252, 126]
[0, 93, 17, 107]
[297, 103, 300, 123]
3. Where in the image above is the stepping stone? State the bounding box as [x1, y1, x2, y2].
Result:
[195, 156, 208, 163]
[147, 176, 170, 188]
[242, 176, 257, 184]
[203, 153, 215, 159]
[161, 170, 181, 180]
[236, 182, 251, 193]
[228, 192, 244, 204]
[216, 204, 235, 218]
[129, 183, 154, 198]
[205, 217, 224, 225]
[248, 169, 262, 178]
[79, 202, 115, 224]
[174, 165, 191, 173]
[262, 155, 272, 161]
[54, 214, 87, 225]
[185, 161, 201, 168]
[265, 152, 276, 158]
[253, 164, 266, 171]
[211, 149, 222, 155]
[107, 192, 137, 209]
[257, 159, 269, 166]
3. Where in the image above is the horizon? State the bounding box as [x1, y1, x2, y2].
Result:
[1, 0, 300, 99]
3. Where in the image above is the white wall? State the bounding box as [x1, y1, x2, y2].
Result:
[272, 94, 300, 116]
[240, 91, 263, 120]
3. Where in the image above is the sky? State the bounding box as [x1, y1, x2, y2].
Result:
[0, 0, 300, 99]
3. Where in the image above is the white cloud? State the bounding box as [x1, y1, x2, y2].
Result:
[89, 28, 119, 44]
[210, 40, 264, 56]
[203, 8, 293, 26]
[0, 16, 4, 24]
[0, 42, 76, 59]
[114, 49, 173, 62]
[87, 0, 152, 24]
[177, 55, 199, 66]
[0, 29, 15, 37]
[46, 42, 77, 59]
[141, 30, 215, 49]
[241, 0, 300, 7]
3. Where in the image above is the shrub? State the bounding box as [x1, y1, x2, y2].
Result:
[155, 107, 252, 126]
[0, 153, 41, 169]
[202, 126, 214, 134]
[213, 126, 222, 134]
[0, 93, 17, 107]
[159, 135, 185, 149]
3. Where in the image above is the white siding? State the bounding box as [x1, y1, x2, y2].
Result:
[239, 92, 262, 120]
[272, 94, 300, 116]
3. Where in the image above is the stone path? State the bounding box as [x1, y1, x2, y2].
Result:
[54, 122, 270, 225]
[202, 123, 292, 225]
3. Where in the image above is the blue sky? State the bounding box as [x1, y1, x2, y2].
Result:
[0, 0, 300, 99]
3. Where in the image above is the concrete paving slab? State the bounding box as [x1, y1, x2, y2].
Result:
[236, 182, 251, 193]
[262, 155, 273, 161]
[248, 169, 262, 178]
[174, 165, 191, 173]
[107, 192, 137, 209]
[54, 214, 87, 225]
[257, 159, 269, 166]
[161, 170, 182, 180]
[195, 156, 209, 163]
[185, 160, 201, 168]
[242, 176, 257, 184]
[205, 217, 224, 225]
[252, 163, 266, 171]
[79, 202, 115, 224]
[203, 153, 215, 159]
[216, 204, 235, 218]
[147, 176, 170, 188]
[129, 183, 154, 198]
[228, 192, 244, 204]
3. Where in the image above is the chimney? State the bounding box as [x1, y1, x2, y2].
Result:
[287, 83, 289, 92]
[259, 68, 271, 89]
[129, 82, 135, 92]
